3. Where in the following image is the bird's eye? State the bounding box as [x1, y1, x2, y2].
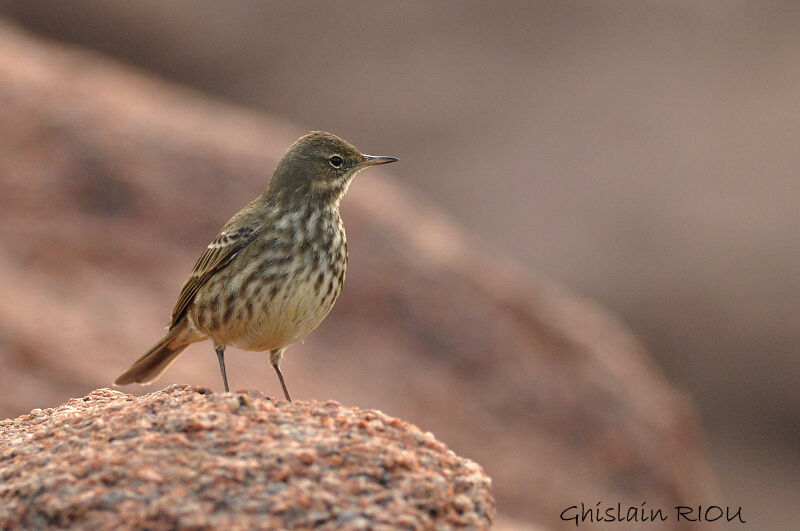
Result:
[329, 155, 344, 169]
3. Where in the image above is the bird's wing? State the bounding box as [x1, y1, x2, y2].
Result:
[170, 223, 260, 329]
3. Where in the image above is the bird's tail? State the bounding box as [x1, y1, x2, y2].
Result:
[114, 320, 200, 385]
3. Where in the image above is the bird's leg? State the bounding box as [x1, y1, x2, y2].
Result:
[214, 344, 230, 392]
[273, 364, 292, 402]
[270, 348, 291, 401]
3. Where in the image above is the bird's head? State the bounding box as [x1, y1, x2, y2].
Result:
[268, 131, 398, 206]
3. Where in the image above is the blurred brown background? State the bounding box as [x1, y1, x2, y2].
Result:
[0, 1, 797, 528]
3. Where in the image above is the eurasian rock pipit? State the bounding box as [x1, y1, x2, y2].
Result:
[114, 132, 398, 400]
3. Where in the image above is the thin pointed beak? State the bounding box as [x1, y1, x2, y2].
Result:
[361, 154, 399, 166]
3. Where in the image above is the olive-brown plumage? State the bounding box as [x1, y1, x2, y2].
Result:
[114, 132, 397, 400]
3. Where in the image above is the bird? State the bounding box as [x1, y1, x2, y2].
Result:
[114, 131, 398, 400]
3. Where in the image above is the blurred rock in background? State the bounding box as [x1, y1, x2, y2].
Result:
[0, 1, 797, 528]
[0, 20, 716, 528]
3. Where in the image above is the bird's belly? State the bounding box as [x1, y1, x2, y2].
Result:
[190, 264, 343, 352]
[236, 273, 338, 351]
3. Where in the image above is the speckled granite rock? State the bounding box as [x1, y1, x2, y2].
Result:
[0, 386, 494, 529]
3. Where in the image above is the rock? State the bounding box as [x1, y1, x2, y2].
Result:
[0, 386, 495, 529]
[0, 20, 716, 527]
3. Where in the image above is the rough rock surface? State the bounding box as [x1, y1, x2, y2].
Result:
[0, 386, 494, 529]
[0, 21, 716, 528]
